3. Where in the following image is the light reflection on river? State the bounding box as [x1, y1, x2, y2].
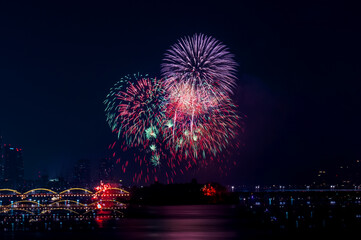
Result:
[95, 205, 251, 239]
[2, 205, 266, 240]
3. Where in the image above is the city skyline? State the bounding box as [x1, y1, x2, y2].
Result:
[2, 135, 361, 189]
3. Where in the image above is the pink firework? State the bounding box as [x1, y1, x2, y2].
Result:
[163, 89, 242, 163]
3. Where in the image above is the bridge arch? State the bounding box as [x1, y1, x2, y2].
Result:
[95, 187, 129, 195]
[89, 200, 124, 206]
[8, 200, 43, 207]
[48, 200, 85, 206]
[83, 208, 124, 216]
[0, 189, 21, 194]
[1, 209, 35, 215]
[40, 208, 80, 215]
[59, 188, 93, 195]
[23, 188, 58, 195]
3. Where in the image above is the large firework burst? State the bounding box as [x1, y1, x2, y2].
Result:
[104, 74, 166, 148]
[105, 74, 174, 183]
[104, 34, 243, 184]
[163, 91, 242, 162]
[161, 33, 238, 95]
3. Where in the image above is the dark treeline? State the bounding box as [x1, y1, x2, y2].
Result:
[128, 179, 239, 205]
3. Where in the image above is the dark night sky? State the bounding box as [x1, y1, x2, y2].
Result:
[0, 0, 360, 185]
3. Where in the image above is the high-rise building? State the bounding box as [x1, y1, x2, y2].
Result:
[0, 140, 24, 188]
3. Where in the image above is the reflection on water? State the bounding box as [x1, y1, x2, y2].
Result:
[0, 205, 262, 240]
[0, 204, 356, 239]
[99, 205, 249, 239]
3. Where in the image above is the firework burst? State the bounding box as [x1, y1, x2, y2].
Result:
[104, 74, 166, 148]
[163, 92, 242, 162]
[104, 34, 243, 183]
[161, 33, 238, 95]
[105, 74, 177, 183]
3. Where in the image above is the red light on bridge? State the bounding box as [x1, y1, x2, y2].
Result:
[202, 184, 216, 197]
[95, 182, 110, 192]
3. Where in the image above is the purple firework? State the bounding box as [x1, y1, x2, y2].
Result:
[161, 33, 238, 95]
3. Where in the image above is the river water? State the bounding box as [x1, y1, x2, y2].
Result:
[0, 205, 354, 239]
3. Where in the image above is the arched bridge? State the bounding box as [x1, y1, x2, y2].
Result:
[0, 187, 129, 216]
[0, 187, 129, 197]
